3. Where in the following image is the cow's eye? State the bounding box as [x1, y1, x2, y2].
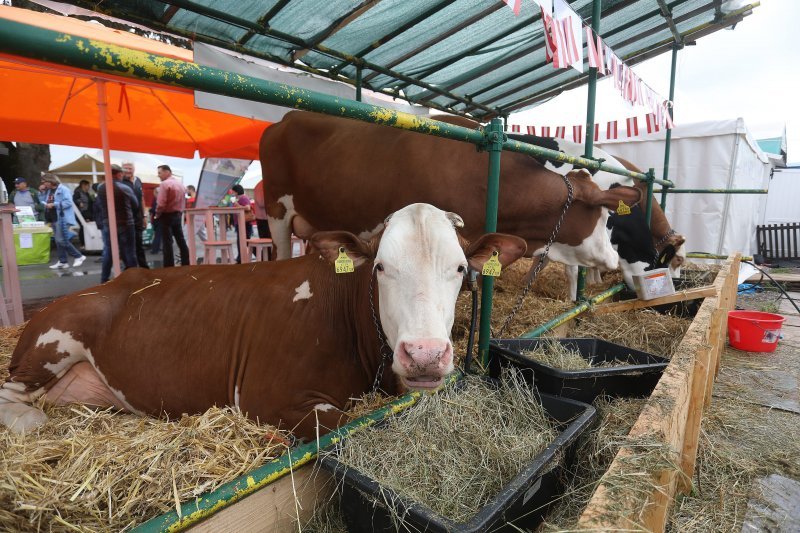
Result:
[375, 263, 384, 272]
[457, 265, 467, 274]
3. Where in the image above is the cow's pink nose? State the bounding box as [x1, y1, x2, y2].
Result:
[396, 338, 453, 375]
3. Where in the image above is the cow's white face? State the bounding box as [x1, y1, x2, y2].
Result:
[313, 204, 527, 392]
[375, 204, 467, 390]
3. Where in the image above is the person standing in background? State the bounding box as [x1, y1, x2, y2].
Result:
[41, 173, 86, 269]
[149, 185, 161, 254]
[155, 165, 190, 267]
[10, 177, 44, 222]
[121, 162, 149, 269]
[72, 179, 93, 246]
[229, 184, 253, 263]
[96, 164, 138, 282]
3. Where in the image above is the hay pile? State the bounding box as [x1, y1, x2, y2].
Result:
[540, 396, 648, 530]
[0, 327, 291, 532]
[325, 371, 557, 526]
[521, 340, 630, 370]
[574, 309, 691, 358]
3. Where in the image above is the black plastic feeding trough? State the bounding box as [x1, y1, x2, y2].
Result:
[489, 338, 669, 403]
[319, 390, 596, 533]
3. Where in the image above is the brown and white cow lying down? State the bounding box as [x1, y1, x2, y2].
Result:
[0, 204, 526, 440]
[260, 111, 643, 274]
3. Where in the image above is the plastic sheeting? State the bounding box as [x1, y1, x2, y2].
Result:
[598, 118, 771, 257]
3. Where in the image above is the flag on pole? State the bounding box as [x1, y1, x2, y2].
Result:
[573, 124, 583, 143]
[645, 113, 660, 133]
[606, 120, 618, 140]
[502, 0, 522, 16]
[626, 116, 638, 137]
[511, 124, 521, 133]
[555, 126, 566, 138]
[527, 125, 536, 135]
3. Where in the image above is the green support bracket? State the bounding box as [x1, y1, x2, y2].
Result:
[477, 118, 505, 369]
[520, 284, 626, 338]
[661, 44, 680, 210]
[355, 65, 362, 102]
[576, 0, 603, 302]
[645, 168, 656, 226]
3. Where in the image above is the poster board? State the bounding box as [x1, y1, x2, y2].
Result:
[195, 158, 252, 208]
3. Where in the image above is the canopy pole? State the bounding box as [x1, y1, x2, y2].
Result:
[661, 44, 680, 209]
[577, 0, 603, 302]
[477, 118, 504, 368]
[96, 79, 121, 277]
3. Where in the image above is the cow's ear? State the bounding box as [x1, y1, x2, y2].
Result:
[445, 212, 464, 228]
[311, 231, 375, 267]
[465, 233, 527, 271]
[669, 234, 686, 249]
[590, 184, 643, 212]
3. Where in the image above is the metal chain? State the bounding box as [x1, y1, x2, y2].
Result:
[494, 173, 575, 337]
[653, 228, 676, 265]
[368, 267, 393, 393]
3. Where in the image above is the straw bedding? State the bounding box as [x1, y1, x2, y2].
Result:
[521, 340, 631, 370]
[324, 371, 558, 526]
[0, 326, 291, 532]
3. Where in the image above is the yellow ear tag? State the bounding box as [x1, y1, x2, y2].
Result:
[482, 251, 502, 277]
[334, 247, 354, 274]
[616, 200, 631, 215]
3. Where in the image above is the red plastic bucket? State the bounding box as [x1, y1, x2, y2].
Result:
[727, 310, 785, 353]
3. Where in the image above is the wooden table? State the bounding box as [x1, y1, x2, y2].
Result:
[185, 207, 249, 265]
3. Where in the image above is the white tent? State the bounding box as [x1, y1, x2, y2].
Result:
[597, 118, 771, 257]
[49, 151, 185, 187]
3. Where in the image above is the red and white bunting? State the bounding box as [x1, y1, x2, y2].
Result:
[594, 123, 600, 142]
[554, 0, 583, 72]
[607, 120, 618, 140]
[502, 0, 522, 16]
[573, 125, 583, 143]
[527, 125, 536, 135]
[586, 27, 605, 75]
[626, 116, 638, 137]
[554, 126, 566, 138]
[541, 126, 551, 137]
[511, 124, 521, 133]
[645, 113, 660, 134]
[541, 6, 561, 68]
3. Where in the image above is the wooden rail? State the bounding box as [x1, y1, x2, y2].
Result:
[577, 254, 740, 531]
[757, 222, 800, 261]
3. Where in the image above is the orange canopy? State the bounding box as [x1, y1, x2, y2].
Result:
[0, 6, 270, 159]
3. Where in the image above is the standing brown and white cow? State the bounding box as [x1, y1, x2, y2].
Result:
[0, 204, 525, 440]
[259, 111, 643, 274]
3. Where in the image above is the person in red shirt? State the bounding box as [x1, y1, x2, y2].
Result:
[155, 164, 190, 267]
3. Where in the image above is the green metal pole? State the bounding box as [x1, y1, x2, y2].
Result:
[0, 17, 485, 146]
[646, 168, 655, 226]
[661, 44, 680, 210]
[478, 118, 504, 368]
[520, 284, 625, 338]
[654, 189, 768, 194]
[355, 65, 362, 102]
[577, 0, 603, 302]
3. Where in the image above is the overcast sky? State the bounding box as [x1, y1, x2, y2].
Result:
[50, 0, 798, 185]
[515, 0, 799, 162]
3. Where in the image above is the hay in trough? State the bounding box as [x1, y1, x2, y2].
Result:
[0, 327, 291, 532]
[540, 396, 648, 530]
[521, 340, 631, 370]
[574, 309, 691, 358]
[325, 370, 558, 525]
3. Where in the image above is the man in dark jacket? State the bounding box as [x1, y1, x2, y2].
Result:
[10, 177, 44, 221]
[72, 179, 93, 246]
[96, 164, 138, 283]
[121, 161, 150, 268]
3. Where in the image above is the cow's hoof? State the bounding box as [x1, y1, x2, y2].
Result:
[0, 403, 48, 434]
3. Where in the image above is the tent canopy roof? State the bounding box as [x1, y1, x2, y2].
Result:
[0, 5, 270, 159]
[67, 0, 759, 120]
